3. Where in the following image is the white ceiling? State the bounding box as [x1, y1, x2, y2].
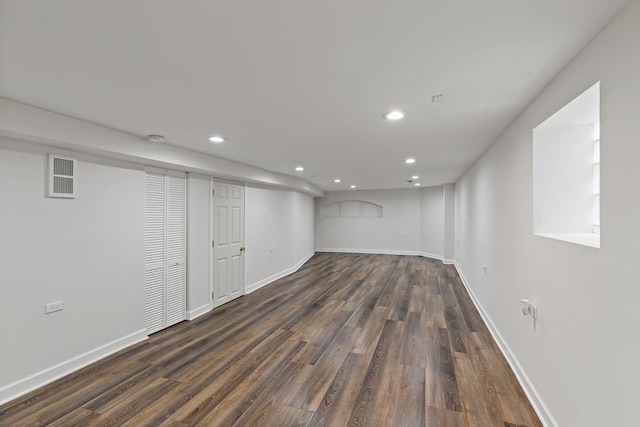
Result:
[0, 0, 628, 191]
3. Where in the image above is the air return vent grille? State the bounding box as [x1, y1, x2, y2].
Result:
[48, 154, 77, 198]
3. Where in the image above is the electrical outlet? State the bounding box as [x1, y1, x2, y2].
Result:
[520, 299, 537, 318]
[45, 301, 64, 314]
[520, 298, 538, 331]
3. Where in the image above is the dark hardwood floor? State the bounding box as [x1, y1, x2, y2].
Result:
[0, 253, 542, 426]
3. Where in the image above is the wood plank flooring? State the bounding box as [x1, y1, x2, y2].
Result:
[0, 253, 542, 426]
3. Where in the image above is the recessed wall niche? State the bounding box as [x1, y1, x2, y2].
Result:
[533, 81, 600, 248]
[319, 200, 383, 218]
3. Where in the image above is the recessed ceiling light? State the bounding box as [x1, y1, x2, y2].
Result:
[412, 175, 419, 180]
[383, 111, 405, 120]
[405, 158, 416, 164]
[334, 179, 341, 183]
[209, 136, 226, 143]
[414, 183, 421, 186]
[295, 166, 304, 171]
[350, 185, 356, 189]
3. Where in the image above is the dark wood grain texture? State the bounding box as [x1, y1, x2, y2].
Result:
[0, 253, 542, 426]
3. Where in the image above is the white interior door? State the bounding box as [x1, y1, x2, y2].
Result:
[211, 178, 245, 308]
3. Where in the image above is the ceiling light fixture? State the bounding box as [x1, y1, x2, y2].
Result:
[350, 185, 356, 189]
[414, 183, 421, 186]
[334, 179, 341, 183]
[383, 111, 405, 120]
[209, 136, 226, 143]
[295, 166, 304, 171]
[412, 175, 419, 180]
[147, 134, 165, 143]
[405, 158, 416, 164]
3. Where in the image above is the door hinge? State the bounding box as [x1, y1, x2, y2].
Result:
[212, 291, 214, 299]
[212, 188, 215, 197]
[212, 240, 215, 247]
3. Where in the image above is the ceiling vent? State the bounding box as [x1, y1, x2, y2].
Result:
[48, 154, 77, 198]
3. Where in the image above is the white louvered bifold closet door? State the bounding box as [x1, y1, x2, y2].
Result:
[145, 170, 166, 334]
[165, 171, 186, 326]
[144, 168, 186, 335]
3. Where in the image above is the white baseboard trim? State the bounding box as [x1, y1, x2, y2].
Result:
[315, 248, 449, 262]
[187, 303, 211, 320]
[416, 251, 445, 261]
[451, 261, 557, 427]
[0, 329, 148, 406]
[246, 251, 315, 294]
[442, 258, 456, 264]
[316, 248, 421, 257]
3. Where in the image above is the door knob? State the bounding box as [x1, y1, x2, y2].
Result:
[240, 246, 246, 252]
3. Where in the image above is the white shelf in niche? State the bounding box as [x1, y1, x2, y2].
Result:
[535, 233, 600, 248]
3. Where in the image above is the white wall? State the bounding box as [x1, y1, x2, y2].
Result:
[420, 186, 445, 258]
[0, 138, 147, 403]
[316, 189, 421, 255]
[245, 185, 315, 292]
[443, 183, 456, 260]
[290, 191, 316, 265]
[186, 173, 211, 319]
[315, 187, 450, 259]
[454, 2, 640, 425]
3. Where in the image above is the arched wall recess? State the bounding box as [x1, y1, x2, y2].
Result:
[319, 200, 383, 218]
